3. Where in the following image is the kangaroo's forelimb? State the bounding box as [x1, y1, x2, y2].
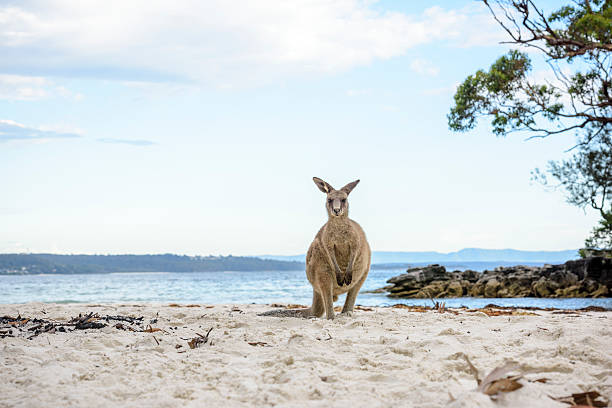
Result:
[321, 241, 343, 281]
[342, 244, 358, 286]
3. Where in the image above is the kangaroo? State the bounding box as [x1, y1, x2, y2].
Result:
[304, 177, 371, 320]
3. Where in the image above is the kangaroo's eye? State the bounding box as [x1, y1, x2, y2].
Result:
[341, 199, 346, 203]
[328, 199, 332, 204]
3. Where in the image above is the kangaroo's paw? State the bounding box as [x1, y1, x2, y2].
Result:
[343, 271, 353, 286]
[336, 272, 344, 287]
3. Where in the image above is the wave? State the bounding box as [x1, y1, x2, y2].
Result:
[109, 272, 170, 275]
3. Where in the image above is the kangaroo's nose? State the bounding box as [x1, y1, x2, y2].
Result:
[333, 208, 341, 214]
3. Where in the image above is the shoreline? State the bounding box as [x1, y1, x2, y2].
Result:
[0, 301, 610, 311]
[0, 260, 575, 276]
[2, 303, 611, 407]
[1, 298, 611, 311]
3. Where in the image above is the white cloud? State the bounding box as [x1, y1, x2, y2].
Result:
[0, 74, 49, 100]
[0, 1, 504, 86]
[0, 119, 82, 142]
[0, 119, 158, 146]
[422, 83, 459, 96]
[423, 5, 507, 48]
[409, 58, 439, 76]
[0, 74, 82, 100]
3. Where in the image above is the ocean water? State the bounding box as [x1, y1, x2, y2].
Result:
[1, 268, 611, 309]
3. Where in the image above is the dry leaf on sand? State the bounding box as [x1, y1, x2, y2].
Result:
[551, 391, 608, 407]
[247, 341, 270, 347]
[460, 356, 524, 398]
[477, 362, 522, 395]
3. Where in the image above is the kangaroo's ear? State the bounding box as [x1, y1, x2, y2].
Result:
[340, 179, 360, 195]
[313, 177, 334, 194]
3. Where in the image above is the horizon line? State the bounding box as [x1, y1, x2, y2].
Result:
[0, 247, 580, 257]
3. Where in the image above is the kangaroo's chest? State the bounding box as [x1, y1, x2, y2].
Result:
[324, 223, 353, 243]
[323, 223, 357, 265]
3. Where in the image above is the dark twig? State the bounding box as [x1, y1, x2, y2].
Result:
[188, 327, 213, 349]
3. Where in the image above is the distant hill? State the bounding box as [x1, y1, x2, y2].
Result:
[0, 248, 580, 275]
[0, 254, 303, 275]
[259, 248, 579, 264]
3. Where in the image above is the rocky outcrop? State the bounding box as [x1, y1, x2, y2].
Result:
[383, 257, 611, 298]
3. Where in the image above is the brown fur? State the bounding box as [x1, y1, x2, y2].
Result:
[304, 177, 371, 319]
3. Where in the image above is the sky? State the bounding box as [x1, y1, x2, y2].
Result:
[0, 0, 600, 255]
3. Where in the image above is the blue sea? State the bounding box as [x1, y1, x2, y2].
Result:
[2, 265, 611, 309]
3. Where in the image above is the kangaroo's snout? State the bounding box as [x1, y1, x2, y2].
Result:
[328, 197, 346, 217]
[332, 199, 342, 215]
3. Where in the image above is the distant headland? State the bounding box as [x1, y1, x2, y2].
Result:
[0, 248, 579, 275]
[0, 254, 303, 275]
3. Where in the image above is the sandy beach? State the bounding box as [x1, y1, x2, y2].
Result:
[1, 303, 610, 408]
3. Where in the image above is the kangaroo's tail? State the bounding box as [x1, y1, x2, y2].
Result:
[257, 307, 312, 318]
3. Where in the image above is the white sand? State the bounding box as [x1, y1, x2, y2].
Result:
[1, 303, 610, 408]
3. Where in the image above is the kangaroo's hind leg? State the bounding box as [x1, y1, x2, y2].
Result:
[309, 289, 324, 317]
[321, 285, 335, 320]
[341, 269, 368, 315]
[316, 270, 335, 320]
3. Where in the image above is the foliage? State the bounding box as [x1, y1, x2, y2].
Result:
[448, 0, 612, 252]
[583, 210, 612, 254]
[448, 0, 611, 141]
[532, 134, 611, 212]
[534, 135, 611, 253]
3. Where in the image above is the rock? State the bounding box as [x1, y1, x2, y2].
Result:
[387, 289, 421, 298]
[484, 279, 501, 297]
[381, 257, 611, 299]
[361, 288, 387, 294]
[386, 273, 416, 285]
[505, 282, 532, 297]
[419, 281, 448, 298]
[459, 279, 472, 292]
[565, 257, 612, 283]
[387, 264, 449, 286]
[581, 278, 599, 294]
[388, 285, 410, 293]
[414, 290, 431, 299]
[585, 257, 612, 285]
[561, 285, 580, 297]
[591, 284, 609, 298]
[460, 270, 480, 282]
[549, 271, 578, 287]
[532, 278, 560, 297]
[468, 283, 485, 297]
[445, 281, 463, 297]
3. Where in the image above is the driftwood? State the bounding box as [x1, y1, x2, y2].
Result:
[103, 315, 144, 325]
[71, 313, 107, 330]
[1, 311, 218, 355]
[0, 312, 147, 339]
